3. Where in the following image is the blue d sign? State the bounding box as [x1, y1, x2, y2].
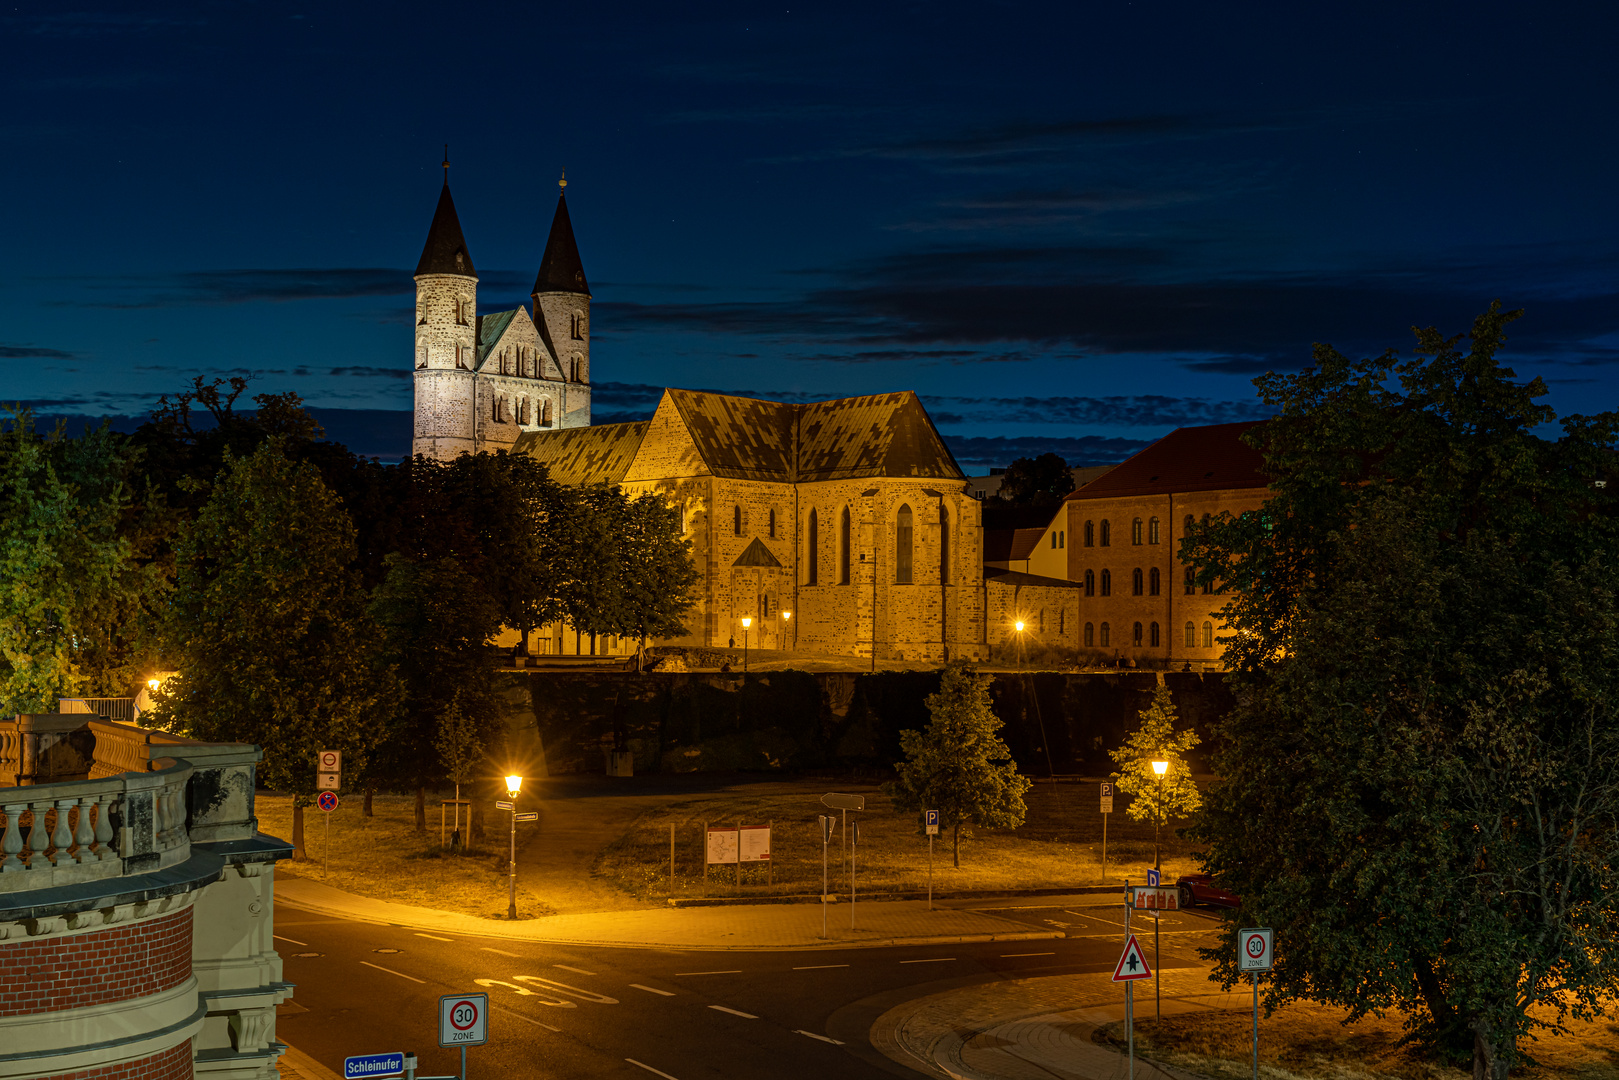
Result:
[1147, 868, 1160, 887]
[343, 1053, 404, 1078]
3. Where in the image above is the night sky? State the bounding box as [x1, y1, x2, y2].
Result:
[5, 2, 1617, 468]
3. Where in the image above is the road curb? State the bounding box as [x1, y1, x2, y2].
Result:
[666, 884, 1121, 907]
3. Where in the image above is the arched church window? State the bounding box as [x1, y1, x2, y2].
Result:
[572, 312, 584, 340]
[733, 505, 742, 537]
[840, 508, 851, 585]
[895, 505, 913, 584]
[542, 400, 553, 426]
[768, 508, 777, 539]
[807, 509, 819, 585]
[1100, 520, 1111, 546]
[939, 505, 950, 584]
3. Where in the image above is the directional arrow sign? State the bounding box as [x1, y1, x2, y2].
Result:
[821, 793, 865, 811]
[514, 812, 538, 822]
[1111, 933, 1152, 982]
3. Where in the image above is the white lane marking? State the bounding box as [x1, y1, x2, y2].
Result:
[796, 1030, 846, 1045]
[675, 970, 742, 976]
[475, 978, 537, 997]
[415, 933, 453, 942]
[1002, 952, 1057, 958]
[792, 964, 850, 970]
[360, 961, 425, 984]
[899, 957, 956, 964]
[708, 1005, 759, 1019]
[495, 1007, 561, 1032]
[481, 947, 521, 957]
[1064, 909, 1125, 925]
[273, 935, 309, 946]
[626, 1059, 681, 1080]
[631, 984, 676, 996]
[554, 964, 596, 975]
[512, 976, 618, 1004]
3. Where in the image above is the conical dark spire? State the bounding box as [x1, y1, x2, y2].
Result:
[532, 187, 589, 296]
[415, 180, 477, 278]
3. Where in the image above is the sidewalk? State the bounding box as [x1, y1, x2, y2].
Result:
[873, 966, 1243, 1080]
[276, 877, 1064, 950]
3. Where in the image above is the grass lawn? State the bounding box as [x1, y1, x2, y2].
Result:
[1099, 1001, 1619, 1080]
[255, 776, 1209, 917]
[594, 777, 1207, 901]
[255, 793, 562, 920]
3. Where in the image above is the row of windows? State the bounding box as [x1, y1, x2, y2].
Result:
[1081, 567, 1162, 596]
[491, 396, 553, 426]
[729, 503, 953, 587]
[1080, 513, 1218, 548]
[1080, 620, 1216, 649]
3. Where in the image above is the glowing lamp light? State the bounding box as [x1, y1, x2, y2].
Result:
[1151, 760, 1169, 776]
[147, 678, 161, 690]
[505, 774, 523, 796]
[740, 617, 752, 628]
[1014, 620, 1025, 632]
[782, 611, 792, 621]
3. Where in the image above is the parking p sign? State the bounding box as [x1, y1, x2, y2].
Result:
[439, 992, 488, 1047]
[925, 809, 939, 836]
[1237, 927, 1274, 972]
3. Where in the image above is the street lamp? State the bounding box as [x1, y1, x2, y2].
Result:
[781, 610, 791, 651]
[740, 616, 752, 673]
[1151, 759, 1169, 870]
[505, 774, 523, 920]
[1014, 619, 1026, 671]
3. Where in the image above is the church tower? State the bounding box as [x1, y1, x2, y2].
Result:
[412, 165, 479, 459]
[531, 177, 592, 427]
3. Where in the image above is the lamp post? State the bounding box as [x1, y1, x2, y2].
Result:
[1150, 759, 1168, 870]
[504, 774, 523, 920]
[781, 610, 791, 652]
[740, 616, 752, 673]
[1014, 620, 1025, 671]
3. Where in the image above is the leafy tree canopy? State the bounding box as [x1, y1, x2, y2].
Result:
[995, 452, 1074, 507]
[1185, 304, 1619, 1079]
[885, 662, 1032, 866]
[1109, 682, 1201, 825]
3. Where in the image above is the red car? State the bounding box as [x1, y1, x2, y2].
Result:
[1177, 873, 1240, 909]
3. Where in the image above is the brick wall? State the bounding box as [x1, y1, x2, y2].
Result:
[0, 908, 192, 1017]
[33, 1039, 193, 1080]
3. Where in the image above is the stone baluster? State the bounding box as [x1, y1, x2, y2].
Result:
[51, 799, 76, 865]
[93, 792, 117, 861]
[1, 803, 24, 872]
[73, 795, 96, 863]
[28, 800, 51, 868]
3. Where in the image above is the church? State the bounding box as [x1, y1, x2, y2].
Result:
[411, 176, 1083, 663]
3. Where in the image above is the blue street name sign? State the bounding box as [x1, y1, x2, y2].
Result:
[343, 1052, 404, 1078]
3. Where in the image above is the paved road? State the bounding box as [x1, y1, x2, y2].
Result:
[273, 901, 1224, 1080]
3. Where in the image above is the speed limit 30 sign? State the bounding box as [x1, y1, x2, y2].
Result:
[1237, 927, 1274, 972]
[439, 992, 488, 1047]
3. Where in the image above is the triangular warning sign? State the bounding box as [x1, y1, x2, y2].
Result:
[1112, 934, 1152, 982]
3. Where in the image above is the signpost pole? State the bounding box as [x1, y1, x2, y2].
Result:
[703, 820, 709, 885]
[1102, 807, 1107, 880]
[1126, 980, 1134, 1080]
[461, 1044, 466, 1080]
[1252, 972, 1258, 1080]
[323, 810, 329, 881]
[507, 804, 517, 920]
[821, 819, 828, 939]
[736, 822, 742, 890]
[669, 824, 675, 897]
[850, 818, 857, 930]
[928, 833, 933, 911]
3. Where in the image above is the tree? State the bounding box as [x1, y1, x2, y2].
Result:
[885, 662, 1032, 866]
[1109, 683, 1201, 829]
[0, 410, 161, 712]
[1184, 304, 1619, 1080]
[996, 453, 1074, 506]
[433, 691, 486, 848]
[368, 553, 505, 831]
[616, 492, 699, 664]
[149, 439, 390, 860]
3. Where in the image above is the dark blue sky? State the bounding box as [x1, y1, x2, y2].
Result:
[5, 1, 1617, 467]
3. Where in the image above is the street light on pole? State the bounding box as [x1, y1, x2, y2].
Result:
[504, 774, 523, 920]
[781, 610, 791, 652]
[740, 616, 752, 673]
[1151, 759, 1168, 870]
[1014, 619, 1026, 671]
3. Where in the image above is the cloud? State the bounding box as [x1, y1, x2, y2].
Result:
[942, 435, 1153, 469]
[924, 394, 1272, 428]
[330, 366, 412, 381]
[0, 343, 75, 359]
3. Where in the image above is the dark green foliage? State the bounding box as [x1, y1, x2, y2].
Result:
[995, 452, 1074, 507]
[1185, 304, 1619, 1079]
[149, 439, 393, 855]
[0, 409, 162, 710]
[885, 662, 1032, 866]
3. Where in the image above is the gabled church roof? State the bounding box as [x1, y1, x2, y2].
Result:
[415, 182, 476, 278]
[532, 193, 590, 296]
[476, 309, 520, 364]
[732, 538, 784, 568]
[511, 421, 648, 486]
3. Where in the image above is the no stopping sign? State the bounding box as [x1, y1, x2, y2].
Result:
[439, 993, 488, 1047]
[1237, 927, 1274, 972]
